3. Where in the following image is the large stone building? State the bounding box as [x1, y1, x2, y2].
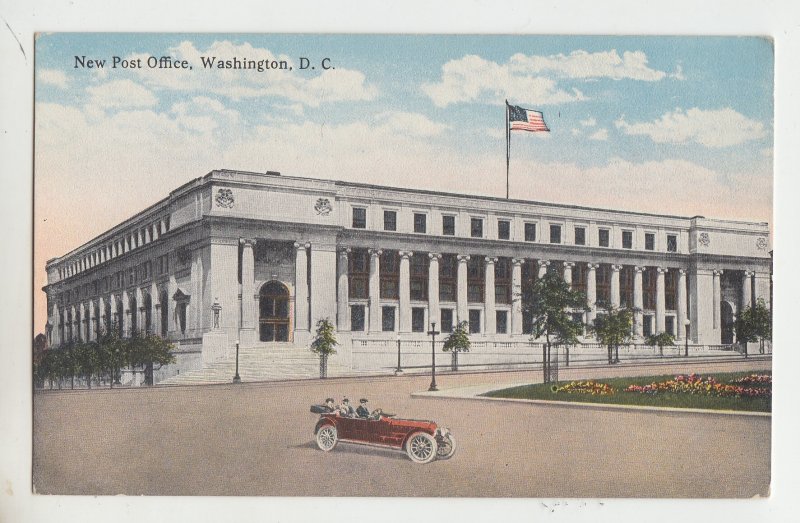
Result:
[43, 169, 772, 382]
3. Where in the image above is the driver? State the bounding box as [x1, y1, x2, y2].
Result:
[356, 398, 370, 418]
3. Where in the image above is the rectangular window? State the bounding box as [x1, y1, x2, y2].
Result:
[524, 223, 537, 242]
[442, 215, 455, 236]
[643, 315, 653, 337]
[622, 230, 633, 249]
[470, 218, 483, 238]
[381, 306, 395, 332]
[498, 220, 510, 240]
[411, 307, 425, 332]
[440, 309, 454, 333]
[348, 249, 369, 299]
[439, 255, 457, 302]
[496, 311, 508, 334]
[413, 213, 427, 234]
[469, 309, 481, 334]
[665, 316, 676, 337]
[667, 234, 678, 252]
[598, 228, 610, 247]
[383, 210, 397, 231]
[410, 254, 428, 301]
[645, 233, 655, 251]
[352, 207, 367, 229]
[549, 224, 562, 244]
[350, 305, 365, 331]
[574, 226, 586, 246]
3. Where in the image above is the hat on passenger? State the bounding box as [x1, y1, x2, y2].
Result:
[342, 398, 350, 403]
[360, 398, 368, 404]
[325, 398, 334, 403]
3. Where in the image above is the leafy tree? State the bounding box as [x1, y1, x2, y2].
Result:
[522, 271, 588, 382]
[592, 304, 635, 364]
[442, 320, 471, 371]
[74, 341, 101, 389]
[129, 333, 176, 385]
[310, 318, 338, 379]
[645, 331, 675, 358]
[96, 328, 127, 387]
[734, 298, 772, 355]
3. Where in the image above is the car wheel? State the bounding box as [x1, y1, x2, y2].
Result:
[406, 432, 438, 464]
[316, 425, 338, 452]
[436, 434, 456, 460]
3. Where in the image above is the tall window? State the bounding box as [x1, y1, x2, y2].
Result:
[440, 309, 454, 333]
[574, 226, 586, 246]
[469, 309, 481, 334]
[383, 210, 397, 231]
[525, 223, 537, 242]
[470, 218, 483, 238]
[348, 249, 369, 299]
[380, 251, 399, 299]
[495, 258, 511, 304]
[665, 270, 677, 310]
[413, 213, 427, 234]
[382, 306, 395, 332]
[411, 307, 425, 332]
[352, 207, 367, 229]
[442, 215, 455, 236]
[598, 228, 610, 247]
[622, 230, 633, 249]
[496, 311, 508, 334]
[351, 305, 365, 331]
[667, 234, 678, 252]
[549, 224, 562, 244]
[439, 255, 457, 302]
[645, 232, 655, 251]
[467, 257, 485, 302]
[498, 220, 510, 240]
[596, 265, 610, 304]
[410, 254, 428, 301]
[643, 268, 656, 310]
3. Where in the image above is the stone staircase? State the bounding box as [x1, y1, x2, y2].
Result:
[159, 343, 356, 385]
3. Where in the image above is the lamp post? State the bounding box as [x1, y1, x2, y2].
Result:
[233, 340, 241, 383]
[395, 334, 403, 375]
[684, 319, 690, 357]
[427, 322, 440, 392]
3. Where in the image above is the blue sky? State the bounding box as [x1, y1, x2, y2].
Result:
[33, 33, 773, 329]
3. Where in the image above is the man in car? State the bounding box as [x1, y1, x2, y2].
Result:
[339, 398, 355, 417]
[322, 398, 336, 412]
[356, 398, 370, 418]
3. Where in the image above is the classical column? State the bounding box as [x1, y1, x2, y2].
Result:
[712, 269, 723, 329]
[398, 251, 413, 333]
[167, 275, 177, 336]
[610, 264, 622, 308]
[240, 239, 257, 344]
[633, 266, 644, 338]
[51, 304, 61, 347]
[69, 305, 76, 342]
[676, 269, 687, 341]
[484, 257, 497, 334]
[537, 259, 550, 278]
[368, 249, 382, 333]
[586, 263, 599, 325]
[563, 262, 574, 288]
[294, 242, 310, 333]
[428, 253, 441, 330]
[753, 271, 771, 309]
[337, 248, 351, 331]
[456, 255, 470, 324]
[511, 259, 524, 335]
[742, 270, 753, 309]
[310, 243, 338, 329]
[98, 296, 106, 337]
[151, 281, 159, 335]
[656, 267, 667, 334]
[88, 301, 96, 341]
[78, 302, 86, 342]
[135, 287, 144, 334]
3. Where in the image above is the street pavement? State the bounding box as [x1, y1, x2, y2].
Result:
[33, 358, 771, 497]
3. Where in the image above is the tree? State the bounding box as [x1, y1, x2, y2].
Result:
[522, 271, 588, 382]
[96, 328, 127, 387]
[442, 320, 471, 371]
[645, 331, 675, 358]
[591, 304, 635, 364]
[310, 318, 338, 379]
[734, 298, 772, 355]
[130, 333, 176, 385]
[74, 341, 101, 389]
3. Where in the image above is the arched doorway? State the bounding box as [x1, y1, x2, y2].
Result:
[721, 301, 735, 344]
[259, 281, 290, 342]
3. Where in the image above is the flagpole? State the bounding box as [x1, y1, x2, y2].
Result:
[505, 100, 510, 199]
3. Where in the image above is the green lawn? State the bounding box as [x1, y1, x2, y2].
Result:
[482, 371, 772, 412]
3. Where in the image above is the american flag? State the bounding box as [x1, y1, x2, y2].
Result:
[508, 104, 550, 132]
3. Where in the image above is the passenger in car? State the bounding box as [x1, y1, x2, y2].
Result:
[322, 398, 336, 412]
[356, 398, 370, 418]
[339, 398, 356, 417]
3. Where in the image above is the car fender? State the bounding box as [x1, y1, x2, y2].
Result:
[401, 427, 436, 450]
[314, 418, 337, 435]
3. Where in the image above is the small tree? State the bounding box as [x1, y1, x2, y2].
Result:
[591, 304, 635, 364]
[442, 320, 471, 371]
[645, 332, 675, 357]
[734, 299, 772, 355]
[310, 318, 338, 379]
[97, 328, 126, 387]
[523, 271, 587, 382]
[74, 341, 101, 389]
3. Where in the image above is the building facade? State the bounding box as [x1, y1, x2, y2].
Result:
[43, 169, 772, 379]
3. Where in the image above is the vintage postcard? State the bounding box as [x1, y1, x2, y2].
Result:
[30, 32, 773, 502]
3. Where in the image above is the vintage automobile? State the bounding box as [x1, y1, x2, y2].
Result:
[310, 405, 456, 463]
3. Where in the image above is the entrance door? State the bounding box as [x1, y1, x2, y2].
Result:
[721, 301, 735, 344]
[259, 281, 290, 342]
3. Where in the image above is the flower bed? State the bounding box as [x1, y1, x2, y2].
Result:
[730, 374, 772, 386]
[623, 373, 770, 398]
[552, 380, 615, 395]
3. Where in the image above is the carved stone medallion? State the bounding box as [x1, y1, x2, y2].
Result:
[756, 237, 767, 250]
[215, 188, 235, 208]
[698, 232, 710, 247]
[314, 197, 333, 216]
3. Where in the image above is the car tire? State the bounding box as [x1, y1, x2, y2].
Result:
[405, 432, 438, 464]
[316, 424, 338, 452]
[436, 434, 456, 460]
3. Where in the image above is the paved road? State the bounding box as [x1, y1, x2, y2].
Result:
[33, 359, 771, 497]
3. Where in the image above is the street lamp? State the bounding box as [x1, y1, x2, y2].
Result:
[233, 340, 241, 383]
[684, 319, 690, 357]
[427, 322, 440, 392]
[395, 334, 403, 375]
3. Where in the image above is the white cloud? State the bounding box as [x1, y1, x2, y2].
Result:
[422, 49, 674, 107]
[588, 128, 609, 141]
[127, 40, 378, 107]
[38, 69, 68, 88]
[615, 108, 767, 148]
[375, 111, 449, 137]
[580, 117, 596, 127]
[86, 79, 158, 109]
[170, 96, 241, 135]
[571, 128, 582, 137]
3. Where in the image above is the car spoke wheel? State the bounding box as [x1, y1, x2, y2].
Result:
[316, 425, 338, 452]
[406, 432, 437, 464]
[436, 434, 456, 460]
